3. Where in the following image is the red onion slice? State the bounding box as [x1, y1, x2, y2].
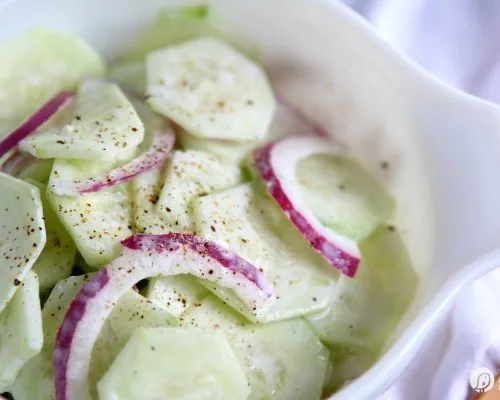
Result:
[0, 91, 74, 158]
[50, 122, 175, 196]
[54, 233, 273, 400]
[0, 150, 36, 176]
[253, 136, 361, 277]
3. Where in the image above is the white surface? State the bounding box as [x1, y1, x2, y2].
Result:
[1, 0, 500, 399]
[341, 1, 500, 399]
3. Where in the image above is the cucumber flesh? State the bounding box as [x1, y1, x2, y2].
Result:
[157, 150, 243, 232]
[47, 159, 133, 268]
[0, 173, 45, 313]
[192, 183, 338, 323]
[129, 98, 181, 234]
[130, 165, 179, 234]
[20, 80, 144, 161]
[98, 327, 250, 400]
[89, 290, 177, 397]
[108, 61, 146, 95]
[13, 275, 176, 400]
[32, 188, 76, 293]
[297, 154, 394, 241]
[146, 275, 209, 317]
[121, 3, 219, 62]
[177, 98, 315, 164]
[146, 37, 275, 141]
[0, 271, 42, 392]
[12, 275, 93, 400]
[306, 225, 418, 391]
[0, 27, 105, 138]
[182, 295, 329, 400]
[17, 159, 54, 183]
[178, 128, 255, 164]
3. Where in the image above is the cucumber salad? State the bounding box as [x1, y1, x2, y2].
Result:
[0, 4, 418, 400]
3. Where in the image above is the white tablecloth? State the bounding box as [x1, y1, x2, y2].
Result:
[340, 1, 500, 398]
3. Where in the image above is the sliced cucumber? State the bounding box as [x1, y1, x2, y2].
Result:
[176, 100, 313, 163]
[146, 275, 209, 317]
[0, 173, 45, 313]
[121, 3, 220, 62]
[182, 295, 329, 400]
[297, 154, 394, 241]
[17, 159, 54, 183]
[98, 327, 250, 400]
[0, 271, 42, 392]
[180, 294, 247, 331]
[128, 97, 181, 234]
[157, 150, 243, 232]
[47, 159, 133, 268]
[0, 27, 105, 138]
[33, 188, 76, 293]
[306, 225, 418, 391]
[130, 165, 178, 234]
[20, 80, 144, 161]
[178, 128, 255, 163]
[12, 275, 93, 400]
[147, 37, 275, 141]
[89, 290, 177, 397]
[13, 275, 176, 400]
[192, 183, 338, 323]
[108, 61, 146, 95]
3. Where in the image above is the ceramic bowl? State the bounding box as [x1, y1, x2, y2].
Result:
[3, 0, 500, 398]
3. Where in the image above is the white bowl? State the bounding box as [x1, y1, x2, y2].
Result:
[3, 0, 500, 398]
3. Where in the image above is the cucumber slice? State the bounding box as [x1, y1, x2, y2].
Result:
[47, 159, 133, 268]
[89, 290, 177, 397]
[121, 3, 219, 62]
[146, 37, 275, 141]
[180, 294, 246, 331]
[157, 150, 243, 232]
[13, 275, 176, 400]
[17, 159, 54, 183]
[20, 80, 144, 161]
[306, 225, 418, 391]
[178, 128, 255, 163]
[0, 27, 105, 138]
[182, 295, 329, 400]
[12, 275, 93, 400]
[297, 155, 395, 241]
[98, 327, 250, 400]
[176, 99, 313, 163]
[0, 271, 42, 392]
[0, 173, 45, 313]
[32, 189, 76, 293]
[146, 275, 209, 317]
[130, 165, 176, 234]
[108, 61, 146, 95]
[192, 183, 338, 323]
[128, 98, 179, 234]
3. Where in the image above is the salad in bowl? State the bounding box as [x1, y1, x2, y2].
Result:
[0, 4, 417, 400]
